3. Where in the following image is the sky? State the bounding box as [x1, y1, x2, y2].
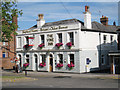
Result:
[17, 2, 119, 30]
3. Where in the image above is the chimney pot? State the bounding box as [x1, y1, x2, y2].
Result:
[100, 15, 108, 26]
[113, 21, 116, 26]
[85, 6, 89, 12]
[38, 14, 44, 19]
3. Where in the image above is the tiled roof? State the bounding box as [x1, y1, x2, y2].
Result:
[28, 19, 119, 33]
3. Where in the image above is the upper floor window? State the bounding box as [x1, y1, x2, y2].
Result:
[110, 35, 113, 45]
[68, 32, 74, 45]
[103, 35, 107, 44]
[57, 33, 62, 43]
[41, 35, 44, 44]
[69, 54, 74, 64]
[26, 36, 29, 44]
[17, 37, 22, 48]
[58, 54, 63, 64]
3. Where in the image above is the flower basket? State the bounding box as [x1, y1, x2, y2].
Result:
[39, 62, 46, 67]
[67, 63, 74, 70]
[55, 43, 63, 49]
[23, 44, 34, 49]
[23, 63, 29, 70]
[56, 63, 63, 69]
[38, 43, 44, 49]
[66, 42, 72, 49]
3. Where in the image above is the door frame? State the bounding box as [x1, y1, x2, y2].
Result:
[49, 54, 53, 72]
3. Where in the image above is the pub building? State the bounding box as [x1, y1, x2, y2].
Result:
[16, 6, 119, 73]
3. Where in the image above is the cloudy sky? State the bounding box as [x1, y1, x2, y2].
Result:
[17, 1, 118, 30]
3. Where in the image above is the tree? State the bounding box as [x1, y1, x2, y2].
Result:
[1, 0, 23, 41]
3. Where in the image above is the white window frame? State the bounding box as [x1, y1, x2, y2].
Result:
[103, 35, 107, 44]
[40, 35, 45, 44]
[25, 54, 29, 63]
[110, 35, 114, 45]
[57, 33, 62, 43]
[41, 54, 46, 63]
[17, 37, 22, 48]
[57, 54, 63, 64]
[68, 32, 74, 45]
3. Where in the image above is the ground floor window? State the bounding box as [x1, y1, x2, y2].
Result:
[58, 54, 63, 64]
[2, 52, 8, 58]
[26, 55, 29, 63]
[69, 54, 74, 64]
[101, 55, 105, 65]
[41, 54, 46, 63]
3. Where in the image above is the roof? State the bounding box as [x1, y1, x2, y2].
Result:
[28, 19, 119, 33]
[91, 21, 118, 33]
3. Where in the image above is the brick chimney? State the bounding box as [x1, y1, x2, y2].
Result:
[100, 15, 108, 26]
[12, 15, 17, 30]
[36, 14, 45, 28]
[12, 15, 17, 56]
[83, 6, 92, 29]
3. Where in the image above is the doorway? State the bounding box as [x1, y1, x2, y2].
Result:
[114, 57, 120, 74]
[34, 54, 38, 71]
[49, 54, 53, 72]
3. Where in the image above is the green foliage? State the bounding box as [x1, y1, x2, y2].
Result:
[2, 0, 23, 41]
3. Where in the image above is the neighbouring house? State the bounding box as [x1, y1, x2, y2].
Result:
[1, 16, 17, 69]
[16, 6, 119, 73]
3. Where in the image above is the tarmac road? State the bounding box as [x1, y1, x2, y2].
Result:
[2, 70, 119, 88]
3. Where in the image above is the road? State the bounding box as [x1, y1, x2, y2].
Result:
[2, 74, 119, 88]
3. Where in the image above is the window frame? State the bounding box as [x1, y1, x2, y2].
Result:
[69, 54, 74, 64]
[101, 55, 105, 65]
[41, 54, 46, 63]
[68, 32, 74, 45]
[17, 37, 22, 48]
[57, 33, 62, 43]
[40, 35, 45, 44]
[103, 35, 107, 44]
[58, 54, 63, 64]
[26, 54, 29, 63]
[110, 35, 114, 45]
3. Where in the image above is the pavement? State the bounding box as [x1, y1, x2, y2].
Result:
[2, 69, 120, 80]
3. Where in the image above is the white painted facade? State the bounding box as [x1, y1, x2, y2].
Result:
[16, 6, 118, 73]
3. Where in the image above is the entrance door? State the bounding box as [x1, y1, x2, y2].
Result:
[34, 54, 38, 71]
[115, 57, 120, 74]
[49, 54, 53, 72]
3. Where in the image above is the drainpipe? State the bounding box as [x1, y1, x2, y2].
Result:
[99, 32, 102, 71]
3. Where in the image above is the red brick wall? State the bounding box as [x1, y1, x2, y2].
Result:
[2, 16, 17, 69]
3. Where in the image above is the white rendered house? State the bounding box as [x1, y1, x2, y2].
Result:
[16, 6, 118, 73]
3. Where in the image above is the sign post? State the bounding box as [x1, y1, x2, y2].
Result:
[86, 58, 91, 73]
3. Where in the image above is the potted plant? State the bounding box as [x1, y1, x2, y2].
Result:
[66, 42, 72, 49]
[38, 43, 45, 49]
[67, 62, 74, 70]
[39, 62, 46, 67]
[55, 43, 63, 49]
[56, 63, 63, 69]
[23, 63, 29, 70]
[23, 63, 29, 76]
